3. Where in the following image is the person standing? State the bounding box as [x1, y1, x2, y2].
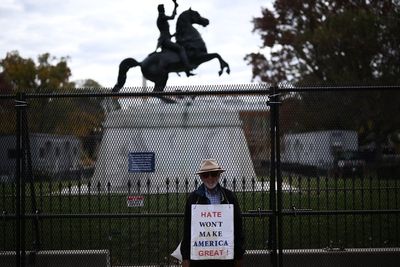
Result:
[181, 159, 245, 267]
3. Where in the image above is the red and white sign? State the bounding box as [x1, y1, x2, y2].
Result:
[126, 195, 144, 207]
[190, 204, 234, 260]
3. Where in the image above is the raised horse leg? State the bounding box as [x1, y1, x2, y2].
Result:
[112, 58, 140, 92]
[192, 53, 230, 76]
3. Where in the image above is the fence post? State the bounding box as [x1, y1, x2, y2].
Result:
[268, 85, 283, 267]
[268, 85, 278, 267]
[22, 95, 40, 254]
[15, 92, 27, 267]
[275, 88, 283, 267]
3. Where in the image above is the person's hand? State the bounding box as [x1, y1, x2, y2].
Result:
[182, 259, 190, 267]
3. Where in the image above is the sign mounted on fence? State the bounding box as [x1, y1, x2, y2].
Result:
[128, 152, 155, 173]
[190, 204, 234, 260]
[127, 195, 145, 207]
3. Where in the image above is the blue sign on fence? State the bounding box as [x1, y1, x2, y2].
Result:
[128, 152, 155, 173]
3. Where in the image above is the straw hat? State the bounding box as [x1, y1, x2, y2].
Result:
[196, 159, 225, 174]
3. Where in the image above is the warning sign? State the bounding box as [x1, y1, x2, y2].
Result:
[127, 195, 144, 207]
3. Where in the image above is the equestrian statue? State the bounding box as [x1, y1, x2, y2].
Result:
[112, 0, 230, 98]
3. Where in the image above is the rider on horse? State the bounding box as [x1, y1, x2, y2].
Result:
[112, 5, 229, 95]
[156, 0, 194, 77]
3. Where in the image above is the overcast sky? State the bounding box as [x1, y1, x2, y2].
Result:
[0, 0, 272, 90]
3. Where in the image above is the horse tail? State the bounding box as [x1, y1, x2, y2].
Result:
[112, 58, 140, 92]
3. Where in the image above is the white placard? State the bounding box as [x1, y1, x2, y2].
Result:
[190, 204, 234, 260]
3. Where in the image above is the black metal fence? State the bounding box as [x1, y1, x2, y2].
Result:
[1, 84, 400, 267]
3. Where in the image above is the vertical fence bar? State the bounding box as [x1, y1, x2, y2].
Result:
[268, 87, 277, 267]
[325, 176, 330, 246]
[242, 176, 246, 242]
[175, 177, 180, 246]
[127, 180, 132, 264]
[352, 175, 356, 247]
[23, 106, 40, 253]
[88, 182, 92, 248]
[369, 175, 373, 246]
[344, 176, 348, 247]
[20, 95, 28, 266]
[78, 180, 83, 248]
[68, 182, 73, 248]
[39, 180, 44, 249]
[307, 176, 311, 248]
[16, 93, 29, 266]
[251, 177, 256, 248]
[275, 90, 283, 267]
[1, 182, 5, 250]
[166, 178, 170, 265]
[334, 175, 338, 245]
[97, 182, 102, 249]
[146, 178, 151, 264]
[12, 182, 16, 249]
[317, 176, 321, 247]
[156, 186, 160, 263]
[396, 175, 399, 246]
[58, 181, 64, 248]
[288, 175, 293, 247]
[361, 175, 365, 247]
[15, 93, 23, 267]
[117, 181, 123, 263]
[107, 182, 112, 262]
[378, 176, 382, 245]
[385, 174, 390, 246]
[49, 180, 54, 248]
[20, 97, 26, 266]
[138, 179, 142, 264]
[298, 176, 303, 248]
[261, 176, 266, 249]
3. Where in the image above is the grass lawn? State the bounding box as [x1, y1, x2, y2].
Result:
[1, 175, 399, 265]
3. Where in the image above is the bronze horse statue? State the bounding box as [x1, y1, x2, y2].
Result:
[112, 8, 230, 97]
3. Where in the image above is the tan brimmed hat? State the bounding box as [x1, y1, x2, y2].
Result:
[196, 159, 225, 174]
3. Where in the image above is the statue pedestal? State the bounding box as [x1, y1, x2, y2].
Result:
[92, 100, 256, 193]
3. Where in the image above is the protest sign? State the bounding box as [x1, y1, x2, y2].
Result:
[190, 204, 234, 260]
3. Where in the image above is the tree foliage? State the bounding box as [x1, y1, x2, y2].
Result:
[1, 51, 74, 93]
[246, 0, 400, 152]
[246, 0, 400, 84]
[0, 51, 105, 143]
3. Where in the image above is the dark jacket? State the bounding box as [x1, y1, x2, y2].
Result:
[181, 183, 245, 266]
